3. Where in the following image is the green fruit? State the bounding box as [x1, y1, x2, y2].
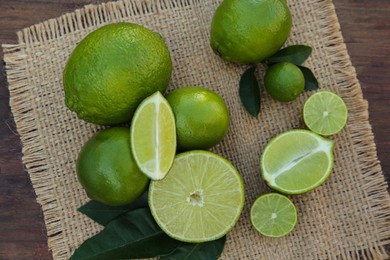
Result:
[63, 22, 172, 125]
[261, 129, 334, 194]
[149, 150, 245, 242]
[264, 62, 305, 102]
[251, 193, 297, 237]
[303, 91, 348, 136]
[210, 0, 292, 64]
[130, 92, 176, 180]
[166, 86, 229, 151]
[76, 127, 149, 206]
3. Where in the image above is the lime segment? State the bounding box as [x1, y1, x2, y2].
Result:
[250, 193, 297, 237]
[303, 91, 348, 136]
[149, 151, 245, 242]
[130, 91, 176, 180]
[261, 130, 334, 194]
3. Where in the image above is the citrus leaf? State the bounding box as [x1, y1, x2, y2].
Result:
[160, 236, 226, 260]
[70, 208, 181, 260]
[298, 66, 319, 90]
[239, 67, 261, 117]
[266, 45, 312, 65]
[77, 191, 148, 226]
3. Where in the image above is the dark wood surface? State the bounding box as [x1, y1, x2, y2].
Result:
[0, 0, 389, 258]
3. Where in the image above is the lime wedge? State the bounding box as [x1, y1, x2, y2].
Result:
[261, 129, 334, 194]
[303, 91, 348, 136]
[149, 150, 245, 242]
[250, 193, 297, 237]
[130, 91, 176, 180]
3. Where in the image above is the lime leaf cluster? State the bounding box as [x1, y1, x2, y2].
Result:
[77, 191, 148, 226]
[239, 45, 319, 117]
[266, 45, 312, 65]
[72, 198, 226, 259]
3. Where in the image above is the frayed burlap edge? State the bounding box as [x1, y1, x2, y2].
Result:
[315, 1, 390, 258]
[3, 0, 390, 259]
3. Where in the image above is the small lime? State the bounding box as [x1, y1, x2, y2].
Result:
[76, 127, 149, 206]
[261, 129, 334, 194]
[166, 86, 229, 151]
[251, 193, 297, 237]
[149, 150, 245, 243]
[303, 91, 348, 136]
[210, 0, 292, 64]
[130, 92, 176, 180]
[63, 22, 172, 125]
[264, 62, 305, 102]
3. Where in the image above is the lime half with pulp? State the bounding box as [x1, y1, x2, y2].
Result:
[149, 150, 245, 242]
[303, 91, 348, 136]
[251, 193, 297, 237]
[261, 129, 334, 194]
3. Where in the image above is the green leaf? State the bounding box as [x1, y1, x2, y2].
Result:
[298, 66, 319, 90]
[160, 236, 226, 260]
[70, 208, 182, 260]
[239, 67, 261, 117]
[78, 191, 148, 226]
[266, 45, 312, 65]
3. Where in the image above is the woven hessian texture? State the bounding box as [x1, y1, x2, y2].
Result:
[3, 0, 390, 259]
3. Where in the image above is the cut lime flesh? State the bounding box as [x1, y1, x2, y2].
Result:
[130, 91, 176, 180]
[261, 129, 334, 194]
[251, 193, 297, 237]
[303, 91, 348, 136]
[149, 151, 245, 243]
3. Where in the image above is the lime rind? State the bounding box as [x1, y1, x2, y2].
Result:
[261, 129, 334, 194]
[148, 150, 245, 243]
[250, 193, 297, 238]
[303, 91, 348, 136]
[130, 91, 176, 180]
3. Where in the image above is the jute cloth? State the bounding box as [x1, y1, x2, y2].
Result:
[3, 0, 390, 259]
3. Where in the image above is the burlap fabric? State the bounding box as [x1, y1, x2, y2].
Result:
[3, 0, 390, 259]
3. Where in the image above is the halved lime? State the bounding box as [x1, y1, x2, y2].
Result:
[149, 150, 245, 242]
[261, 129, 334, 194]
[250, 193, 297, 237]
[130, 91, 176, 180]
[303, 91, 348, 136]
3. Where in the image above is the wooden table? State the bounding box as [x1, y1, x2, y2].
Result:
[0, 0, 389, 258]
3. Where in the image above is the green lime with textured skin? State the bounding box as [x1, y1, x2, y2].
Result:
[166, 86, 229, 151]
[251, 193, 297, 237]
[149, 150, 245, 243]
[76, 127, 149, 206]
[264, 62, 305, 102]
[261, 129, 334, 194]
[210, 0, 292, 64]
[303, 91, 348, 136]
[63, 22, 172, 125]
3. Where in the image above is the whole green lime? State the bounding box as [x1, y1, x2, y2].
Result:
[166, 86, 229, 151]
[210, 0, 292, 64]
[76, 127, 149, 206]
[63, 22, 172, 125]
[264, 62, 305, 102]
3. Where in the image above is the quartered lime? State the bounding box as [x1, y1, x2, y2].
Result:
[303, 91, 348, 136]
[261, 130, 334, 194]
[130, 91, 176, 180]
[149, 150, 245, 242]
[251, 193, 297, 237]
